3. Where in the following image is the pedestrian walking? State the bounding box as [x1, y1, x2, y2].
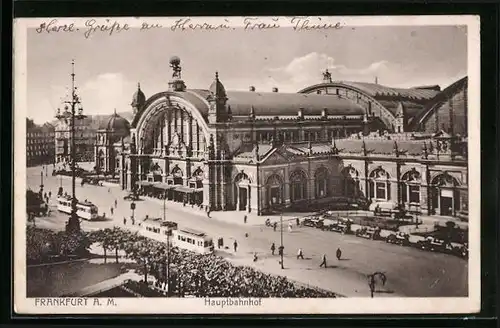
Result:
[123, 217, 127, 225]
[278, 245, 284, 257]
[296, 217, 300, 227]
[233, 240, 238, 252]
[131, 217, 135, 225]
[48, 191, 52, 198]
[273, 222, 277, 231]
[253, 252, 258, 262]
[288, 222, 293, 232]
[114, 199, 118, 208]
[319, 254, 327, 268]
[297, 248, 304, 260]
[103, 212, 106, 219]
[336, 247, 342, 261]
[244, 215, 247, 224]
[108, 188, 111, 193]
[270, 242, 276, 255]
[207, 208, 211, 218]
[110, 207, 114, 215]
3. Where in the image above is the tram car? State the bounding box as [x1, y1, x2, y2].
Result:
[57, 197, 99, 221]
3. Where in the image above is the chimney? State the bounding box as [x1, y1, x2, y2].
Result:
[272, 87, 279, 93]
[249, 86, 256, 92]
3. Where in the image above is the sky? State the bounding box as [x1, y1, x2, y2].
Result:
[25, 24, 467, 124]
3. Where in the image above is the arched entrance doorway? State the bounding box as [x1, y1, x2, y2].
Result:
[430, 173, 460, 216]
[401, 169, 421, 210]
[234, 172, 251, 212]
[341, 165, 360, 198]
[314, 167, 330, 198]
[266, 174, 283, 209]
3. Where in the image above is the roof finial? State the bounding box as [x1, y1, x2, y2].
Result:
[114, 108, 117, 115]
[375, 76, 378, 84]
[138, 82, 141, 90]
[322, 69, 332, 83]
[215, 71, 219, 80]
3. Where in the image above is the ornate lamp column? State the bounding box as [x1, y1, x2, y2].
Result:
[55, 60, 87, 233]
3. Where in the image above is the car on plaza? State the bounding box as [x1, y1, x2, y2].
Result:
[386, 231, 411, 246]
[302, 216, 324, 228]
[416, 236, 447, 252]
[124, 192, 141, 201]
[321, 217, 353, 234]
[355, 226, 382, 240]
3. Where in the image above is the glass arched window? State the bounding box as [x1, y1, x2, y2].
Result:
[401, 169, 421, 204]
[314, 167, 329, 198]
[266, 174, 283, 206]
[341, 166, 359, 198]
[290, 170, 308, 202]
[369, 168, 391, 201]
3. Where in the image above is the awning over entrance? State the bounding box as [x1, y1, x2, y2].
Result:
[174, 186, 196, 193]
[153, 183, 175, 190]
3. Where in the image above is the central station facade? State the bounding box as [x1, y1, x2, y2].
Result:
[112, 57, 468, 219]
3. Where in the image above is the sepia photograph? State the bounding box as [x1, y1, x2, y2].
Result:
[14, 16, 480, 314]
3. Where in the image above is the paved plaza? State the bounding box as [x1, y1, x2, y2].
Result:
[27, 165, 468, 297]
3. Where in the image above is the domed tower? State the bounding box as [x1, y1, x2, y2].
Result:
[104, 110, 131, 143]
[207, 71, 228, 124]
[95, 110, 131, 175]
[168, 56, 186, 92]
[131, 83, 146, 116]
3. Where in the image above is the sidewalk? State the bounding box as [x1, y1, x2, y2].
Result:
[68, 270, 142, 297]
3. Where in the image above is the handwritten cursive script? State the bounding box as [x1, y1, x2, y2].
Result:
[290, 17, 342, 31]
[170, 18, 231, 32]
[34, 17, 344, 38]
[83, 19, 130, 39]
[35, 19, 76, 34]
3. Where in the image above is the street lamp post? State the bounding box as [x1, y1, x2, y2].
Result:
[163, 191, 171, 297]
[55, 59, 86, 233]
[40, 171, 44, 195]
[280, 212, 284, 269]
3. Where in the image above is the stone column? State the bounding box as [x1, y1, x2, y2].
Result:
[188, 116, 193, 154]
[221, 165, 226, 210]
[236, 183, 240, 210]
[251, 184, 259, 214]
[247, 185, 251, 213]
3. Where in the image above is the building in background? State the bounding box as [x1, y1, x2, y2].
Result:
[119, 57, 468, 220]
[26, 119, 55, 167]
[54, 115, 97, 164]
[94, 110, 131, 177]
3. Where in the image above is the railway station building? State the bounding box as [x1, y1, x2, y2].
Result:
[112, 57, 468, 219]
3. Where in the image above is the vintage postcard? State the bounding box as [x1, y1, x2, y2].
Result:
[14, 15, 480, 314]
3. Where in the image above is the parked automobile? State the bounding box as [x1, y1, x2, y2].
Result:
[322, 217, 353, 234]
[302, 216, 324, 228]
[320, 218, 338, 231]
[124, 192, 140, 201]
[416, 236, 447, 252]
[386, 232, 410, 246]
[355, 226, 382, 240]
[447, 242, 468, 258]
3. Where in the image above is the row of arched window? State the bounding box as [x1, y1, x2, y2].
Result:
[264, 167, 437, 205]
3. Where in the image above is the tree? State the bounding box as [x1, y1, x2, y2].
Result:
[111, 226, 131, 263]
